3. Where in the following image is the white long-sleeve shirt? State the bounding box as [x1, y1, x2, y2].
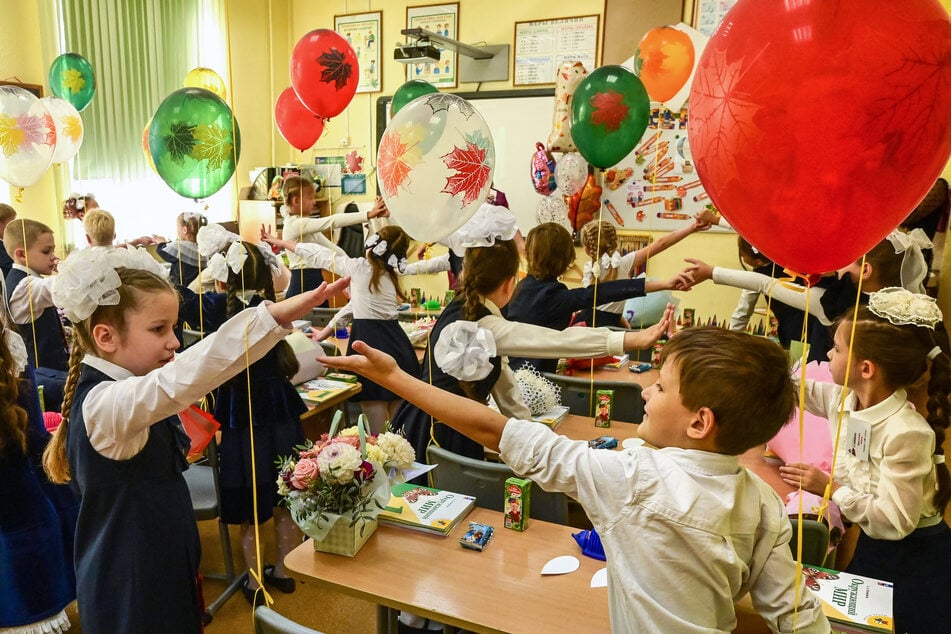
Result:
[82, 303, 289, 460]
[499, 420, 829, 633]
[282, 210, 370, 271]
[7, 263, 56, 323]
[713, 267, 833, 325]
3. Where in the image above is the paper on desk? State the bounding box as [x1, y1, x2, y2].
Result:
[392, 461, 437, 483]
[542, 555, 580, 575]
[590, 568, 607, 588]
[621, 437, 645, 451]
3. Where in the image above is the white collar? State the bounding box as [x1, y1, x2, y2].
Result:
[83, 353, 135, 380]
[845, 388, 908, 422]
[12, 262, 41, 277]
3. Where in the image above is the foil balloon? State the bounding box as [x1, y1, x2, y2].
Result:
[40, 96, 83, 164]
[184, 67, 227, 101]
[149, 87, 241, 200]
[48, 53, 96, 112]
[291, 29, 359, 119]
[0, 86, 56, 187]
[689, 0, 951, 274]
[378, 93, 495, 243]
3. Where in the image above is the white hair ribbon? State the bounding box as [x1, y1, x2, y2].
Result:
[887, 228, 933, 294]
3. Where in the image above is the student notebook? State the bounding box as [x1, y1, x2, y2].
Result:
[378, 483, 475, 536]
[531, 405, 570, 429]
[801, 566, 894, 634]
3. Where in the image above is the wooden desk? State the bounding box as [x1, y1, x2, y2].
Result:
[563, 365, 658, 387]
[285, 507, 611, 634]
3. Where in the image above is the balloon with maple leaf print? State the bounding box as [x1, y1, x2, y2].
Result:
[570, 65, 650, 169]
[274, 87, 325, 151]
[391, 80, 438, 115]
[0, 85, 56, 188]
[40, 96, 83, 165]
[689, 0, 951, 275]
[378, 93, 495, 242]
[634, 26, 695, 104]
[48, 53, 96, 112]
[149, 87, 241, 200]
[291, 29, 359, 119]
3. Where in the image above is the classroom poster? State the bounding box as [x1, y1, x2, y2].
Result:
[335, 12, 382, 93]
[406, 4, 458, 88]
[601, 104, 731, 233]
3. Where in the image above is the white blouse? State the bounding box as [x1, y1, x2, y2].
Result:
[282, 210, 370, 271]
[294, 243, 401, 320]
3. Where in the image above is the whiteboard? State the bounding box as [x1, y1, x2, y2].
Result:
[376, 89, 555, 234]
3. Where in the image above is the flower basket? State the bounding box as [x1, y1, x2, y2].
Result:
[277, 412, 416, 557]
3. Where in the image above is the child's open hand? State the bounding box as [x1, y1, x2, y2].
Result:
[623, 303, 675, 351]
[369, 196, 390, 219]
[322, 340, 398, 384]
[779, 462, 832, 497]
[261, 226, 296, 253]
[268, 277, 351, 327]
[683, 258, 714, 284]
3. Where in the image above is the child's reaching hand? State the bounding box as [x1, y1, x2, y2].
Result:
[683, 258, 714, 284]
[690, 212, 714, 232]
[369, 196, 390, 219]
[267, 277, 351, 327]
[323, 340, 398, 384]
[778, 462, 834, 497]
[622, 303, 675, 351]
[261, 226, 297, 253]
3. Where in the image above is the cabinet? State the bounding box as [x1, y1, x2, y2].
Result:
[237, 197, 331, 241]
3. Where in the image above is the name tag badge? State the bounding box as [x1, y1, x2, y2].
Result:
[846, 417, 871, 462]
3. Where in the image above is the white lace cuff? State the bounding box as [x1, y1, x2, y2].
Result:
[5, 328, 27, 375]
[434, 321, 497, 381]
[867, 287, 942, 329]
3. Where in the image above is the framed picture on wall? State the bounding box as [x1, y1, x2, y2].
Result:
[335, 11, 382, 93]
[0, 80, 43, 98]
[405, 3, 459, 89]
[684, 0, 739, 37]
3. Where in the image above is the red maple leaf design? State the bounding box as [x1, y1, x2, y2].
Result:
[589, 91, 629, 132]
[318, 48, 352, 90]
[378, 132, 414, 197]
[441, 142, 490, 207]
[345, 150, 363, 174]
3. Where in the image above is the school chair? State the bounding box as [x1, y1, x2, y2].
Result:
[542, 372, 645, 423]
[307, 307, 340, 328]
[181, 328, 203, 349]
[253, 606, 324, 634]
[183, 436, 245, 622]
[426, 445, 569, 525]
[789, 517, 832, 568]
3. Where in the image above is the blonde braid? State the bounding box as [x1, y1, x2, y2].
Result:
[580, 221, 619, 282]
[42, 341, 84, 484]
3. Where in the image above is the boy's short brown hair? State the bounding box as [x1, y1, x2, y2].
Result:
[4, 219, 53, 258]
[661, 327, 794, 455]
[525, 223, 575, 279]
[0, 203, 16, 225]
[83, 209, 116, 246]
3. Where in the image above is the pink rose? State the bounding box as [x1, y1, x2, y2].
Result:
[290, 458, 319, 489]
[332, 435, 362, 450]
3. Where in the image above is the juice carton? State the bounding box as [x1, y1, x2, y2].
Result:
[503, 477, 531, 531]
[595, 390, 613, 428]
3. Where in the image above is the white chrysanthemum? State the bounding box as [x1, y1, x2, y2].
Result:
[365, 444, 387, 466]
[515, 364, 561, 416]
[377, 432, 416, 468]
[867, 287, 943, 329]
[316, 443, 362, 485]
[338, 426, 360, 437]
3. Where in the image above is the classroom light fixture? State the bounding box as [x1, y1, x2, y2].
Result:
[395, 28, 509, 82]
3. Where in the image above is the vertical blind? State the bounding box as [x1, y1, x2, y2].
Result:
[45, 0, 231, 243]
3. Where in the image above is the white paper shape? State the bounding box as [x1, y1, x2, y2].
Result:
[621, 437, 645, 450]
[590, 567, 608, 588]
[541, 555, 580, 575]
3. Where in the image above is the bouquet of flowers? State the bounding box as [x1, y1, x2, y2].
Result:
[276, 413, 416, 545]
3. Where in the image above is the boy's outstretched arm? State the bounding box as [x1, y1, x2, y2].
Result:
[323, 341, 509, 451]
[267, 276, 351, 327]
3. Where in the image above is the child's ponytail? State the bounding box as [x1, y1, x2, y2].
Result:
[42, 339, 84, 484]
[926, 325, 951, 512]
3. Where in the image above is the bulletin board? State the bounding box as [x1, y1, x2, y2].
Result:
[601, 103, 731, 233]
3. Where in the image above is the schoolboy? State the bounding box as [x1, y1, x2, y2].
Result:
[325, 328, 830, 633]
[4, 219, 68, 411]
[83, 208, 156, 250]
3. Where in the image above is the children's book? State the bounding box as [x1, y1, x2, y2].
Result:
[602, 354, 630, 370]
[801, 566, 894, 633]
[296, 378, 357, 405]
[378, 483, 475, 536]
[531, 405, 570, 429]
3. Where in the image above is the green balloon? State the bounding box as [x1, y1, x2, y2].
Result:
[391, 80, 438, 115]
[149, 87, 241, 200]
[570, 65, 649, 169]
[48, 53, 96, 112]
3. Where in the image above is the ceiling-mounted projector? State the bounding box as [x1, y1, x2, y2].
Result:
[394, 43, 441, 64]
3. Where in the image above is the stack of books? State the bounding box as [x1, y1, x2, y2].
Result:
[378, 483, 475, 536]
[531, 405, 570, 429]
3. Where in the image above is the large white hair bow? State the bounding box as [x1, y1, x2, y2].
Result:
[197, 223, 240, 258]
[434, 321, 497, 381]
[886, 228, 933, 294]
[207, 241, 248, 283]
[52, 246, 169, 322]
[867, 286, 942, 329]
[447, 202, 518, 256]
[582, 251, 623, 287]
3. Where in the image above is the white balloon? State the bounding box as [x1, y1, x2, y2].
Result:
[378, 93, 495, 243]
[40, 96, 84, 164]
[536, 195, 572, 233]
[555, 152, 588, 196]
[0, 86, 56, 187]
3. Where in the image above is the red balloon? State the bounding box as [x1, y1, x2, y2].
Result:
[688, 0, 951, 274]
[291, 29, 359, 119]
[274, 87, 325, 151]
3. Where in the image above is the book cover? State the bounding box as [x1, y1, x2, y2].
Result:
[378, 483, 475, 536]
[602, 354, 630, 370]
[531, 405, 570, 429]
[802, 567, 893, 633]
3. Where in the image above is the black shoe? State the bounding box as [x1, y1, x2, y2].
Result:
[241, 581, 265, 607]
[263, 565, 296, 594]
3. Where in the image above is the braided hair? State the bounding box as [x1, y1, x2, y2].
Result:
[580, 220, 620, 282]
